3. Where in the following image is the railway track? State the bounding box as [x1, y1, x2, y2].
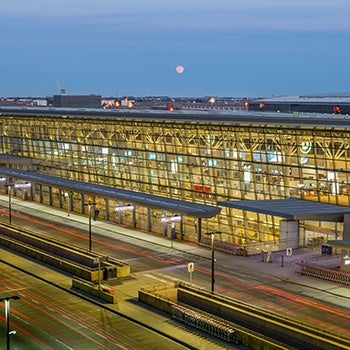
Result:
[0, 228, 225, 349]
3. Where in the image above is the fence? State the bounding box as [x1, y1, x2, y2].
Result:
[295, 262, 350, 285]
[171, 304, 237, 343]
[198, 238, 247, 256]
[198, 237, 294, 256]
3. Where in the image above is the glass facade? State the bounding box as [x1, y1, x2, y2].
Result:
[0, 111, 347, 250]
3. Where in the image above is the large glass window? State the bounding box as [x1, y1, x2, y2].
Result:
[1, 113, 349, 246]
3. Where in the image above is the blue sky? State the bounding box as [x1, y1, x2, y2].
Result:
[1, 0, 350, 98]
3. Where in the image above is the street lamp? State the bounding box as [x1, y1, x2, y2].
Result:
[205, 231, 222, 293]
[0, 295, 20, 350]
[5, 180, 14, 225]
[84, 199, 96, 251]
[88, 200, 92, 252]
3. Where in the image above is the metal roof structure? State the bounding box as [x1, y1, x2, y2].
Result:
[3, 105, 350, 128]
[218, 198, 350, 222]
[0, 168, 220, 218]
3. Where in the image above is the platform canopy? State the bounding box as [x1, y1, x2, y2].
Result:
[0, 167, 220, 218]
[218, 198, 350, 222]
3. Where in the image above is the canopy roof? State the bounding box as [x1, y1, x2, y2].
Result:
[218, 198, 350, 222]
[0, 167, 220, 218]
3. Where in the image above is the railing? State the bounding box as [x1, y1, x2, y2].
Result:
[198, 238, 247, 256]
[198, 237, 294, 256]
[171, 304, 237, 343]
[295, 262, 350, 285]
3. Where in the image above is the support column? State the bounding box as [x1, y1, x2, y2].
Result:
[39, 184, 43, 203]
[30, 181, 34, 200]
[81, 194, 85, 213]
[180, 214, 184, 240]
[48, 186, 52, 206]
[197, 217, 202, 241]
[343, 214, 350, 240]
[58, 189, 63, 208]
[132, 206, 136, 228]
[118, 201, 123, 224]
[147, 207, 151, 232]
[105, 198, 109, 221]
[280, 220, 299, 249]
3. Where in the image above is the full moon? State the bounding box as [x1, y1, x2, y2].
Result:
[176, 65, 184, 74]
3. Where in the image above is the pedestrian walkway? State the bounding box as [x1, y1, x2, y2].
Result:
[0, 195, 349, 300]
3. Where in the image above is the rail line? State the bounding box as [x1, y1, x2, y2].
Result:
[0, 243, 201, 349]
[177, 284, 350, 350]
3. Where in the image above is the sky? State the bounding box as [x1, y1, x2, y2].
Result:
[1, 0, 350, 98]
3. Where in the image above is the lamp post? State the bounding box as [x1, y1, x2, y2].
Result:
[8, 185, 12, 225]
[84, 199, 96, 251]
[205, 231, 221, 293]
[5, 180, 14, 225]
[88, 200, 92, 252]
[0, 295, 20, 350]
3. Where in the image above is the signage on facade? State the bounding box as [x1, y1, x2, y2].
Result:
[115, 205, 134, 212]
[161, 215, 181, 223]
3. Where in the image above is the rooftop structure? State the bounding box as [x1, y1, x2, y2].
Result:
[53, 94, 102, 108]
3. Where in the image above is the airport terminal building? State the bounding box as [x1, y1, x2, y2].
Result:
[1, 106, 350, 257]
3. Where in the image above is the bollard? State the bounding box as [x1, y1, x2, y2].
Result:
[281, 254, 284, 267]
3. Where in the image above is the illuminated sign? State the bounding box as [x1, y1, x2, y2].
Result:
[300, 141, 312, 154]
[161, 215, 181, 223]
[14, 183, 31, 189]
[300, 157, 308, 164]
[115, 205, 134, 212]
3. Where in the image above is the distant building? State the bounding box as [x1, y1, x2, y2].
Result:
[32, 99, 48, 107]
[53, 94, 101, 108]
[248, 94, 350, 115]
